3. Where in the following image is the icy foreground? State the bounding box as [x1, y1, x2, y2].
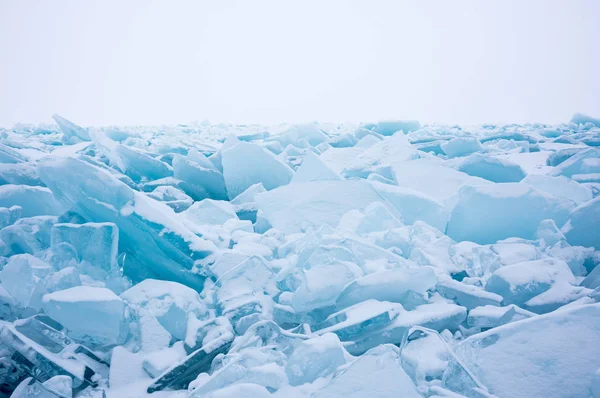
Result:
[0, 115, 600, 398]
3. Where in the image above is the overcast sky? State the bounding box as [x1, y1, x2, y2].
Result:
[0, 0, 598, 127]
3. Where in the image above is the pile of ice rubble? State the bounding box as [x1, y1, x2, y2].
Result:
[1, 113, 600, 398]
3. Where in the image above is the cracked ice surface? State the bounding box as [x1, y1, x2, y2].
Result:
[1, 114, 600, 397]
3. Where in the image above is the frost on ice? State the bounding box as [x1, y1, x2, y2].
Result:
[0, 114, 599, 397]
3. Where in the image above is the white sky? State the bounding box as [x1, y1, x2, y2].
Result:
[0, 0, 599, 127]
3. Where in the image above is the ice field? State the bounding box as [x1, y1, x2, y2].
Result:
[1, 113, 600, 397]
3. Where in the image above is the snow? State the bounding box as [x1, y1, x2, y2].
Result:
[1, 115, 600, 398]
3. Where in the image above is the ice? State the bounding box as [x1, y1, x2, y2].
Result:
[335, 267, 437, 310]
[373, 120, 421, 136]
[436, 277, 502, 310]
[0, 142, 28, 163]
[52, 114, 91, 143]
[314, 299, 403, 341]
[120, 279, 208, 340]
[11, 376, 69, 398]
[345, 302, 467, 355]
[182, 199, 238, 226]
[391, 159, 491, 203]
[147, 338, 232, 393]
[312, 345, 421, 398]
[42, 286, 128, 345]
[457, 153, 526, 183]
[467, 304, 535, 329]
[563, 196, 600, 249]
[371, 181, 449, 231]
[0, 185, 64, 217]
[255, 180, 388, 233]
[196, 383, 271, 398]
[0, 206, 21, 229]
[3, 118, 600, 397]
[38, 156, 215, 289]
[551, 147, 600, 178]
[485, 258, 575, 308]
[51, 222, 118, 272]
[441, 137, 483, 158]
[0, 216, 56, 256]
[137, 311, 171, 352]
[270, 124, 329, 148]
[142, 342, 187, 377]
[291, 261, 362, 313]
[0, 254, 46, 310]
[0, 162, 43, 186]
[290, 152, 341, 183]
[571, 112, 600, 127]
[452, 303, 600, 398]
[222, 141, 294, 199]
[146, 185, 193, 212]
[446, 183, 573, 244]
[114, 144, 172, 182]
[172, 154, 228, 200]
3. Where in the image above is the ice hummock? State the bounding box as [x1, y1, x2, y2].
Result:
[0, 114, 599, 397]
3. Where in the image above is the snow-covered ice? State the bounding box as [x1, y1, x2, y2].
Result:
[0, 114, 599, 397]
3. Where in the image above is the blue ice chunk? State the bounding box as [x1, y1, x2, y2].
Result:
[255, 180, 388, 234]
[329, 133, 358, 148]
[546, 147, 583, 166]
[551, 147, 600, 178]
[523, 174, 593, 204]
[467, 304, 535, 329]
[291, 261, 362, 313]
[314, 299, 402, 341]
[457, 153, 526, 183]
[571, 112, 600, 128]
[147, 185, 193, 212]
[114, 144, 172, 182]
[172, 154, 228, 200]
[452, 303, 600, 398]
[335, 267, 437, 310]
[285, 333, 346, 386]
[0, 162, 43, 186]
[121, 279, 208, 340]
[0, 254, 47, 309]
[446, 183, 574, 244]
[441, 137, 483, 158]
[0, 216, 56, 256]
[371, 181, 449, 231]
[52, 114, 91, 143]
[38, 156, 216, 290]
[182, 199, 238, 226]
[374, 120, 421, 136]
[222, 142, 294, 200]
[0, 185, 64, 217]
[269, 124, 329, 148]
[0, 142, 27, 163]
[290, 152, 341, 184]
[51, 222, 118, 272]
[146, 338, 233, 393]
[344, 302, 467, 355]
[436, 277, 503, 310]
[10, 377, 65, 397]
[0, 205, 22, 229]
[390, 159, 491, 203]
[313, 344, 421, 398]
[141, 176, 209, 201]
[485, 258, 575, 307]
[42, 286, 128, 346]
[563, 196, 600, 249]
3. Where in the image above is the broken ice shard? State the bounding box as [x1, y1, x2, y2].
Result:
[147, 338, 232, 393]
[37, 156, 216, 290]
